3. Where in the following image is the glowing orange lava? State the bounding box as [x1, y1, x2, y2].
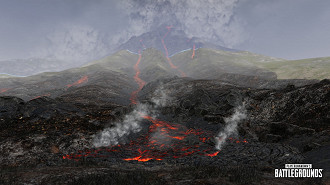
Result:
[31, 93, 51, 100]
[129, 50, 146, 104]
[0, 88, 10, 93]
[123, 149, 162, 162]
[191, 44, 196, 59]
[67, 75, 88, 88]
[161, 26, 186, 77]
[171, 136, 185, 140]
[205, 151, 220, 157]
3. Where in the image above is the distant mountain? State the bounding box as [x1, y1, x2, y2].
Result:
[0, 57, 79, 77]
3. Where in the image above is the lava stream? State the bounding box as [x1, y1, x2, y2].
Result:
[205, 151, 220, 157]
[31, 93, 51, 100]
[161, 26, 186, 77]
[129, 50, 146, 104]
[0, 88, 10, 93]
[191, 44, 196, 59]
[124, 149, 162, 162]
[66, 75, 88, 88]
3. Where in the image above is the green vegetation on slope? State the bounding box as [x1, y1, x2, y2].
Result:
[0, 74, 14, 78]
[253, 57, 330, 80]
[171, 48, 329, 80]
[82, 50, 138, 73]
[171, 48, 280, 79]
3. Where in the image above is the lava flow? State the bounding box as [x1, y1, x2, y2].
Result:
[191, 44, 196, 59]
[161, 26, 186, 77]
[0, 88, 10, 93]
[129, 50, 146, 105]
[66, 75, 88, 88]
[31, 93, 51, 100]
[123, 148, 162, 162]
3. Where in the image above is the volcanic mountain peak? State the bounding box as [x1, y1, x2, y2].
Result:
[116, 25, 237, 56]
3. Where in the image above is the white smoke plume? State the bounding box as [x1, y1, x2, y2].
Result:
[93, 85, 170, 147]
[31, 1, 245, 63]
[215, 104, 246, 150]
[35, 24, 112, 62]
[93, 104, 146, 147]
[120, 0, 246, 48]
[151, 85, 171, 107]
[149, 127, 172, 150]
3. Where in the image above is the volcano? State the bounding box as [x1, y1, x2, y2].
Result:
[0, 26, 329, 184]
[116, 24, 239, 57]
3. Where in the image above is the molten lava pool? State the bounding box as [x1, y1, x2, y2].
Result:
[62, 116, 248, 162]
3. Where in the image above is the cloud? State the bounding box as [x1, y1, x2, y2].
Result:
[34, 24, 112, 62]
[119, 0, 246, 48]
[1, 0, 246, 62]
[1, 0, 330, 61]
[37, 0, 246, 62]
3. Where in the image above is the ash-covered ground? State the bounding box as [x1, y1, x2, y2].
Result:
[1, 76, 329, 184]
[0, 29, 329, 184]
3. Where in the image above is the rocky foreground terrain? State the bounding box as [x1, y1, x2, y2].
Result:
[0, 46, 329, 184]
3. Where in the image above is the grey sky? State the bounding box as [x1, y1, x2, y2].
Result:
[0, 0, 127, 61]
[236, 0, 330, 59]
[0, 0, 329, 61]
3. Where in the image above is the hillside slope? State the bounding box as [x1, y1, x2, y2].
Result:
[171, 48, 281, 80]
[253, 57, 330, 80]
[171, 48, 329, 80]
[0, 48, 322, 101]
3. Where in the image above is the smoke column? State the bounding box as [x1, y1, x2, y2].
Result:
[28, 0, 244, 64]
[93, 104, 147, 147]
[120, 0, 245, 48]
[93, 85, 170, 148]
[215, 104, 246, 150]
